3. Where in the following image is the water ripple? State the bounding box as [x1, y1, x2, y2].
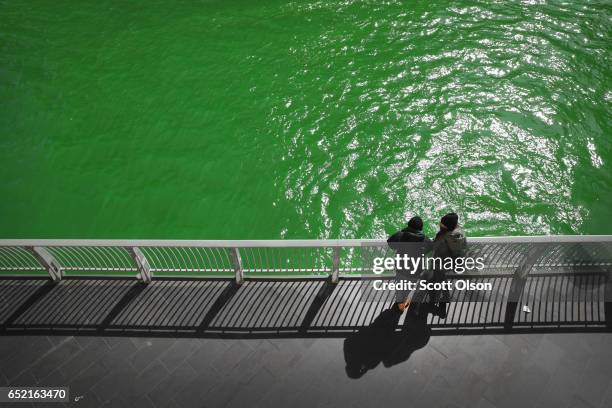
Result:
[270, 0, 611, 238]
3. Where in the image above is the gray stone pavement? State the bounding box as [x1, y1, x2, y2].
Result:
[1, 333, 611, 408]
[0, 277, 611, 407]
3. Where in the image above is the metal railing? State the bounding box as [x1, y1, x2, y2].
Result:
[0, 236, 611, 285]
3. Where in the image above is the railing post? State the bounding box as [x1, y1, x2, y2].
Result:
[128, 247, 152, 283]
[605, 269, 612, 329]
[230, 247, 244, 285]
[331, 247, 340, 284]
[28, 246, 62, 282]
[503, 243, 547, 330]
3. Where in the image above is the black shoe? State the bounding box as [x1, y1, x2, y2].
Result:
[437, 303, 447, 319]
[427, 304, 438, 316]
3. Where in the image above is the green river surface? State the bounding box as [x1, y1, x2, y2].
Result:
[1, 0, 611, 240]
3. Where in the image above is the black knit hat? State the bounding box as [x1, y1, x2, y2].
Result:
[440, 213, 458, 230]
[407, 216, 423, 231]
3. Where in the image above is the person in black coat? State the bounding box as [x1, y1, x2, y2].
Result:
[387, 216, 432, 312]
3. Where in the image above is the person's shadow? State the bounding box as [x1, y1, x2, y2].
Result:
[343, 304, 432, 378]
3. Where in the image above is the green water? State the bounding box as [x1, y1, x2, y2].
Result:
[1, 0, 611, 240]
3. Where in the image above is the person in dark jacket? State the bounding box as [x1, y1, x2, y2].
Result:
[429, 212, 467, 318]
[387, 216, 432, 312]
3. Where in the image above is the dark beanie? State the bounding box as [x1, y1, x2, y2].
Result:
[441, 213, 458, 230]
[407, 216, 423, 231]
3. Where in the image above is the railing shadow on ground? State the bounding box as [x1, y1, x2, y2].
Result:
[0, 273, 610, 340]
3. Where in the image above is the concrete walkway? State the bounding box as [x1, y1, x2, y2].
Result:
[0, 277, 611, 407]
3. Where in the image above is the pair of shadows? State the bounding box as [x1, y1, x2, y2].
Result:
[343, 303, 433, 379]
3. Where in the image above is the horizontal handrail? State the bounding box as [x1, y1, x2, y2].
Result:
[0, 236, 610, 287]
